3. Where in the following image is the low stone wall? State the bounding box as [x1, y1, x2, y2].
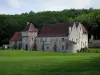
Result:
[89, 40, 100, 48]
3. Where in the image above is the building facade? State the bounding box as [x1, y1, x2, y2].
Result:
[9, 22, 88, 53]
[9, 23, 38, 50]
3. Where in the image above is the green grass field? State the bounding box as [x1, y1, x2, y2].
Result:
[0, 50, 100, 75]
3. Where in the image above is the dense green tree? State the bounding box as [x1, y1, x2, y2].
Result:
[0, 8, 100, 45]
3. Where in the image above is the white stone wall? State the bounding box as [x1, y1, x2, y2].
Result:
[36, 37, 70, 52]
[36, 23, 88, 53]
[28, 32, 37, 50]
[9, 41, 22, 49]
[22, 32, 28, 50]
[68, 22, 88, 52]
[9, 41, 15, 49]
[16, 41, 22, 49]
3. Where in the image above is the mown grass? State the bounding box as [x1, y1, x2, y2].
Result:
[0, 50, 100, 75]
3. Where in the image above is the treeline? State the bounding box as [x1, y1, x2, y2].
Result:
[0, 8, 100, 46]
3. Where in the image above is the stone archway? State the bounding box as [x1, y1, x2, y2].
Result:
[53, 44, 57, 52]
[25, 44, 28, 50]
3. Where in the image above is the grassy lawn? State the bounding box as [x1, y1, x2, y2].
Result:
[0, 50, 100, 75]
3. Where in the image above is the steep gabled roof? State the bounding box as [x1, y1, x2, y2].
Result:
[82, 25, 88, 33]
[22, 23, 38, 32]
[28, 24, 38, 32]
[38, 23, 73, 37]
[10, 32, 22, 41]
[38, 22, 88, 37]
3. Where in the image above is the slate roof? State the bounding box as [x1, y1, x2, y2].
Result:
[10, 32, 22, 41]
[38, 22, 88, 37]
[38, 23, 73, 37]
[10, 23, 38, 41]
[28, 24, 38, 32]
[9, 22, 88, 41]
[22, 23, 38, 32]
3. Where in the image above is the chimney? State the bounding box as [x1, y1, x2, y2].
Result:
[27, 22, 30, 25]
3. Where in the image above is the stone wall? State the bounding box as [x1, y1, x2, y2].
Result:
[89, 40, 100, 48]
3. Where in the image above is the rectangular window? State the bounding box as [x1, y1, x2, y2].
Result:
[62, 46, 64, 50]
[56, 38, 58, 42]
[32, 38, 33, 41]
[51, 38, 52, 42]
[45, 38, 47, 42]
[40, 38, 42, 42]
[47, 47, 49, 49]
[66, 43, 68, 50]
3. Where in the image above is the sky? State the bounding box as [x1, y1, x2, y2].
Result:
[0, 0, 100, 14]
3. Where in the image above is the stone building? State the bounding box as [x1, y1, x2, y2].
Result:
[9, 22, 88, 53]
[9, 23, 38, 50]
[36, 22, 88, 53]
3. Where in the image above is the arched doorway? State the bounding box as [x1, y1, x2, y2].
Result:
[25, 44, 28, 50]
[53, 44, 57, 52]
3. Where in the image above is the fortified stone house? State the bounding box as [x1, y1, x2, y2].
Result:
[9, 22, 88, 53]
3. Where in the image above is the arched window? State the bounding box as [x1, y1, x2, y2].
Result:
[53, 44, 57, 52]
[25, 44, 28, 50]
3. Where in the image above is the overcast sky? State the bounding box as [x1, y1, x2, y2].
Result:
[0, 0, 100, 14]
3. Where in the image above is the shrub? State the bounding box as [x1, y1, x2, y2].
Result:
[80, 47, 88, 53]
[96, 50, 99, 53]
[77, 50, 80, 53]
[0, 46, 5, 50]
